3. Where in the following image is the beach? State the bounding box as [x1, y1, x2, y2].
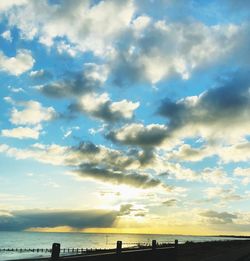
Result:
[177, 240, 250, 261]
[1, 232, 244, 261]
[5, 239, 250, 261]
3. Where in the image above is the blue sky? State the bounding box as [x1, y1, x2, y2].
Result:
[0, 0, 250, 235]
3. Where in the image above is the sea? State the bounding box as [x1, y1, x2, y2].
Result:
[0, 232, 242, 261]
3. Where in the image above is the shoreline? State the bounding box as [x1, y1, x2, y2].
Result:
[6, 239, 250, 261]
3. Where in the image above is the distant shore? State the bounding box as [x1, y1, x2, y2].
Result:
[217, 235, 250, 239]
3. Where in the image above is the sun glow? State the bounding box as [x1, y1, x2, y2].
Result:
[98, 185, 145, 205]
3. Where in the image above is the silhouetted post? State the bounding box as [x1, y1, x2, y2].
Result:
[175, 240, 178, 249]
[152, 240, 157, 251]
[51, 243, 60, 259]
[116, 241, 122, 254]
[174, 240, 178, 261]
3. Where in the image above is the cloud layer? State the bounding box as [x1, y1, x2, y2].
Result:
[0, 209, 118, 231]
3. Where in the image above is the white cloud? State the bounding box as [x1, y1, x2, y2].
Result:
[56, 41, 77, 57]
[83, 63, 109, 85]
[8, 87, 25, 93]
[62, 126, 80, 139]
[76, 93, 139, 122]
[112, 20, 242, 85]
[7, 0, 135, 56]
[1, 1, 249, 87]
[205, 187, 242, 201]
[234, 167, 250, 185]
[89, 124, 107, 135]
[3, 99, 56, 140]
[0, 49, 34, 76]
[0, 144, 9, 153]
[3, 96, 14, 104]
[0, 0, 27, 11]
[201, 168, 232, 185]
[79, 92, 108, 111]
[1, 30, 12, 41]
[132, 15, 151, 33]
[163, 162, 198, 181]
[10, 100, 56, 126]
[218, 142, 250, 163]
[30, 69, 46, 78]
[169, 144, 213, 162]
[110, 100, 140, 119]
[2, 1, 248, 87]
[1, 126, 41, 140]
[1, 143, 68, 166]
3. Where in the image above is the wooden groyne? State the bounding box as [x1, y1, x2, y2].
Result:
[0, 248, 88, 254]
[0, 240, 178, 254]
[4, 240, 178, 261]
[5, 240, 250, 261]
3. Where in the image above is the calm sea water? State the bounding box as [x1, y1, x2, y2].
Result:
[0, 232, 240, 260]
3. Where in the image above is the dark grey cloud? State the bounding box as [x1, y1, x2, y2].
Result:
[200, 210, 237, 224]
[106, 124, 167, 147]
[119, 204, 134, 216]
[0, 209, 117, 231]
[127, 148, 156, 166]
[73, 141, 101, 154]
[110, 24, 177, 87]
[223, 0, 250, 11]
[69, 101, 131, 123]
[162, 199, 177, 207]
[136, 149, 155, 166]
[111, 52, 145, 87]
[118, 204, 147, 217]
[135, 212, 146, 217]
[73, 163, 162, 189]
[67, 141, 167, 190]
[40, 68, 104, 98]
[40, 73, 94, 98]
[30, 69, 53, 82]
[67, 141, 137, 171]
[158, 71, 250, 136]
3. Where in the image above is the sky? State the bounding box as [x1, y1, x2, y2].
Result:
[0, 0, 250, 236]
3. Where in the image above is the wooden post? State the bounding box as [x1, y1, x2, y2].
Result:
[152, 240, 157, 250]
[116, 241, 122, 254]
[51, 243, 60, 260]
[175, 240, 178, 249]
[175, 239, 178, 261]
